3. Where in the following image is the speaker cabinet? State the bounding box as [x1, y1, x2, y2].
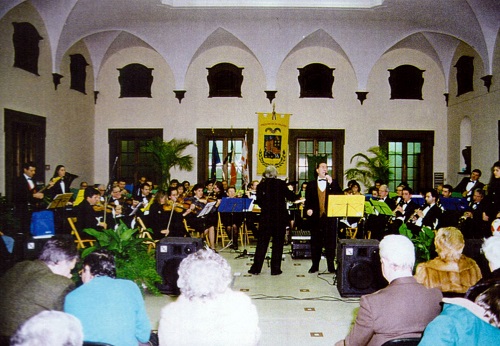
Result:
[336, 239, 387, 297]
[156, 237, 204, 295]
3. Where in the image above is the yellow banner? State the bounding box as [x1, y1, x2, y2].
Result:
[257, 112, 290, 176]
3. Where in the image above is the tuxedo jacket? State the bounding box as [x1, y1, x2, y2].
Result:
[455, 177, 485, 195]
[421, 204, 442, 229]
[304, 179, 342, 224]
[395, 200, 419, 223]
[343, 277, 442, 346]
[379, 196, 396, 211]
[76, 200, 102, 232]
[12, 175, 37, 209]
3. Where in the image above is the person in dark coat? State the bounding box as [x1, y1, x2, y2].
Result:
[248, 165, 297, 275]
[304, 162, 342, 273]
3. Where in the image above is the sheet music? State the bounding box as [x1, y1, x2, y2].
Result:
[197, 201, 216, 217]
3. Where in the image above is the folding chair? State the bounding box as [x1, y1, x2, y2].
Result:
[216, 212, 229, 247]
[136, 217, 157, 252]
[67, 217, 95, 249]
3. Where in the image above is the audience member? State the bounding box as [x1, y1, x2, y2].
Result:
[10, 310, 83, 346]
[335, 235, 442, 346]
[465, 235, 500, 301]
[0, 237, 78, 341]
[415, 227, 482, 294]
[158, 249, 260, 346]
[64, 250, 152, 346]
[419, 284, 500, 345]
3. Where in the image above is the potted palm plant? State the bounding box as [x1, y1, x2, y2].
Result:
[143, 137, 194, 190]
[345, 146, 391, 188]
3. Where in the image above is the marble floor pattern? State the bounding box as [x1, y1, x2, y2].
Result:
[144, 242, 360, 345]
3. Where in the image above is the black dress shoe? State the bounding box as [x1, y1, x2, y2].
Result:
[308, 266, 319, 273]
[248, 269, 260, 275]
[271, 270, 283, 276]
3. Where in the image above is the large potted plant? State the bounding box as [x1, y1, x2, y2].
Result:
[143, 137, 194, 190]
[82, 222, 162, 295]
[345, 146, 391, 188]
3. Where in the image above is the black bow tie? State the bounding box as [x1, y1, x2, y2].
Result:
[318, 179, 327, 181]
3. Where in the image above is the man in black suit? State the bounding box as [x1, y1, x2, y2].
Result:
[304, 162, 342, 273]
[459, 188, 490, 239]
[407, 188, 442, 235]
[367, 184, 395, 240]
[76, 187, 107, 233]
[12, 162, 45, 234]
[388, 186, 419, 234]
[248, 165, 297, 275]
[455, 169, 485, 202]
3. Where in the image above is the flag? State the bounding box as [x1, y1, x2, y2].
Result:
[241, 134, 249, 189]
[211, 140, 220, 180]
[229, 141, 237, 186]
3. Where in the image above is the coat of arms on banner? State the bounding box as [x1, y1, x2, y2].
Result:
[257, 112, 290, 176]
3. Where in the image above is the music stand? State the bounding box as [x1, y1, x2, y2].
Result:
[219, 198, 252, 257]
[47, 193, 74, 233]
[370, 200, 393, 216]
[327, 195, 365, 218]
[328, 195, 365, 252]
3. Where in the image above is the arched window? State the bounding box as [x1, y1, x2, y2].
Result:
[12, 22, 43, 75]
[388, 65, 425, 100]
[70, 54, 88, 94]
[117, 63, 154, 98]
[455, 56, 474, 96]
[206, 63, 244, 97]
[298, 63, 334, 98]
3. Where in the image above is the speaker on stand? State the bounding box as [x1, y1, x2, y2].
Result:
[336, 239, 387, 297]
[156, 237, 204, 295]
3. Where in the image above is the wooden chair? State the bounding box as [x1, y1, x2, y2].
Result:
[67, 217, 95, 249]
[345, 227, 358, 239]
[216, 212, 229, 247]
[136, 217, 157, 252]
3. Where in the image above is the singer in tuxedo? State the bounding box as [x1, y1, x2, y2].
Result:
[304, 162, 342, 273]
[12, 162, 45, 234]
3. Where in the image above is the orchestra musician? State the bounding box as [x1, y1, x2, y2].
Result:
[388, 186, 418, 234]
[76, 187, 107, 233]
[148, 188, 189, 240]
[406, 188, 442, 236]
[12, 162, 45, 235]
[46, 165, 76, 199]
[220, 186, 243, 250]
[132, 182, 153, 220]
[184, 183, 217, 250]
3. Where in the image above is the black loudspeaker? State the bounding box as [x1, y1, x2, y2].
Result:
[156, 237, 204, 295]
[336, 239, 387, 297]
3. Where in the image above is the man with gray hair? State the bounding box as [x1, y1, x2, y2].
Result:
[10, 311, 83, 346]
[248, 165, 297, 275]
[0, 237, 78, 342]
[335, 235, 442, 346]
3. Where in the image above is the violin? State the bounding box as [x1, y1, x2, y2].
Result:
[162, 201, 185, 213]
[93, 204, 114, 213]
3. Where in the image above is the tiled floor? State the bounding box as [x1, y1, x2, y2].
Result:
[144, 242, 360, 345]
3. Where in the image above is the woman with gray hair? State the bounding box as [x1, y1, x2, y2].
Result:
[248, 165, 297, 275]
[158, 249, 260, 345]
